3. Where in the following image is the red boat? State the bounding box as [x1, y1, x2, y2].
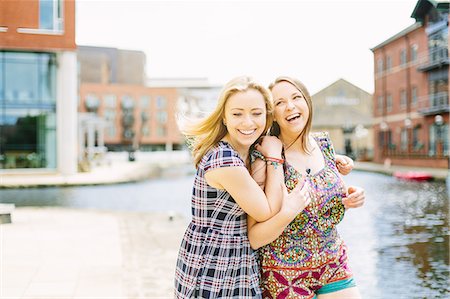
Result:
[393, 171, 433, 181]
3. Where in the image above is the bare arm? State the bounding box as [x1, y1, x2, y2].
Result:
[247, 182, 310, 249]
[205, 165, 284, 222]
[251, 157, 266, 191]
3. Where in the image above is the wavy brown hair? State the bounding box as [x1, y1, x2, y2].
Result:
[268, 76, 313, 154]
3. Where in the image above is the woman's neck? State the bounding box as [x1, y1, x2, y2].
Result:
[280, 132, 311, 153]
[222, 137, 249, 162]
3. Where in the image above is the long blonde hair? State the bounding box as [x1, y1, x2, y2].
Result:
[269, 76, 313, 154]
[182, 76, 273, 167]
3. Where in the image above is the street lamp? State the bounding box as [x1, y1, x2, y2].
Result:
[380, 121, 389, 157]
[435, 114, 444, 156]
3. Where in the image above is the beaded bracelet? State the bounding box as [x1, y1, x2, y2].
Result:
[265, 157, 284, 169]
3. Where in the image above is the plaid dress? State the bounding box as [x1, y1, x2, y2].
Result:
[175, 141, 262, 298]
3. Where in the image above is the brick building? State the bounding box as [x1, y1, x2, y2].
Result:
[371, 0, 449, 168]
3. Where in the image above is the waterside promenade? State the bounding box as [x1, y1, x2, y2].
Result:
[1, 156, 448, 189]
[0, 151, 194, 188]
[2, 207, 188, 299]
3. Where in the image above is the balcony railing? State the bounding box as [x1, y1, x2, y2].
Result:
[418, 92, 449, 115]
[417, 46, 449, 71]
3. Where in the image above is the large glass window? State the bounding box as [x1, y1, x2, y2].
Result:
[0, 52, 57, 169]
[40, 0, 63, 31]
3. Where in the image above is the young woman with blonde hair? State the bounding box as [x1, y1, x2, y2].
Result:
[174, 76, 308, 298]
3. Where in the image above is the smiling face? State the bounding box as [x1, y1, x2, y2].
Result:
[271, 81, 311, 140]
[223, 88, 267, 152]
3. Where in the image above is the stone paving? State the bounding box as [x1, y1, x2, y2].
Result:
[1, 207, 188, 299]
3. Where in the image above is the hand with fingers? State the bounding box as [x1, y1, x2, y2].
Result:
[254, 136, 283, 159]
[342, 186, 365, 209]
[336, 155, 354, 175]
[280, 182, 311, 218]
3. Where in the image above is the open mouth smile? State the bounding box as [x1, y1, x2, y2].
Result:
[285, 113, 301, 122]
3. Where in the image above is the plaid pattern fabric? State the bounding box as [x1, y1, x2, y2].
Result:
[175, 141, 262, 298]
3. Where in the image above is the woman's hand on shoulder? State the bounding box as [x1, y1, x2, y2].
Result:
[342, 186, 365, 209]
[336, 154, 354, 175]
[254, 136, 283, 159]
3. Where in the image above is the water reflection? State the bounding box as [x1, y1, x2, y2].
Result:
[0, 170, 448, 298]
[346, 171, 449, 298]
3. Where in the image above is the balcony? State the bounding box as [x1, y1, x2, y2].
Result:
[417, 46, 449, 72]
[419, 92, 449, 115]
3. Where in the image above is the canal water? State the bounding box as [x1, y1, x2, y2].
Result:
[1, 170, 449, 298]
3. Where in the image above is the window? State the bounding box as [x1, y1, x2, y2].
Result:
[400, 90, 407, 109]
[411, 87, 417, 107]
[400, 49, 407, 65]
[411, 44, 418, 62]
[85, 94, 100, 112]
[40, 0, 63, 31]
[140, 96, 150, 108]
[104, 94, 117, 108]
[103, 109, 116, 137]
[386, 56, 392, 71]
[0, 52, 57, 169]
[377, 58, 383, 73]
[401, 128, 408, 151]
[157, 126, 167, 137]
[413, 126, 420, 150]
[157, 111, 168, 124]
[3, 52, 56, 105]
[386, 94, 392, 112]
[377, 96, 383, 114]
[156, 96, 167, 109]
[141, 126, 150, 137]
[121, 95, 134, 109]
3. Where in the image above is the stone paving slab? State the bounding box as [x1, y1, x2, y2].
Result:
[1, 207, 188, 299]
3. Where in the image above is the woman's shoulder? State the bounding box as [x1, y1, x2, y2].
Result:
[311, 131, 330, 141]
[201, 141, 245, 171]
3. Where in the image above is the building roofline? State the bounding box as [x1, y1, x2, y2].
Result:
[411, 0, 449, 22]
[312, 78, 372, 97]
[146, 77, 222, 88]
[370, 23, 422, 51]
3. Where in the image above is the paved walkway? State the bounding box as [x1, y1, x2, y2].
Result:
[1, 207, 188, 299]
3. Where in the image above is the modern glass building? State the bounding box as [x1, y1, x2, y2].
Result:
[0, 0, 77, 174]
[0, 52, 57, 169]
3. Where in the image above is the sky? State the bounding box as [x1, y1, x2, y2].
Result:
[75, 0, 419, 94]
